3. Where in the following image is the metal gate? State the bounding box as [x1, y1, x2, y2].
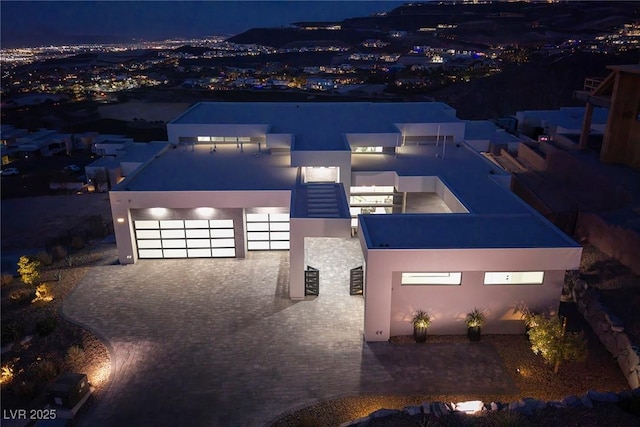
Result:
[305, 266, 319, 296]
[350, 266, 364, 295]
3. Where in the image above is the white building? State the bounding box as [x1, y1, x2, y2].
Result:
[109, 102, 582, 341]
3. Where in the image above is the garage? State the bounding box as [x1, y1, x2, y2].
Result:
[134, 218, 236, 259]
[246, 212, 290, 250]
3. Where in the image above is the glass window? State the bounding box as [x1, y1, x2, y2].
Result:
[484, 272, 544, 285]
[401, 272, 462, 285]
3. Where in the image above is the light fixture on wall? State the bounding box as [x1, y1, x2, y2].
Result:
[196, 207, 215, 216]
[150, 207, 168, 217]
[116, 217, 125, 223]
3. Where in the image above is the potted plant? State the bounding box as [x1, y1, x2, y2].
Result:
[465, 307, 486, 342]
[412, 310, 431, 343]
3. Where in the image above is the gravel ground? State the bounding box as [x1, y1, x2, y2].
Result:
[1, 242, 114, 411]
[271, 332, 631, 426]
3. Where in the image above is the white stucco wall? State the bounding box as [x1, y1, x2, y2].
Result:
[291, 151, 352, 195]
[360, 244, 582, 341]
[110, 190, 290, 264]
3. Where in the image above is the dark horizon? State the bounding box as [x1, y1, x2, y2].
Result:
[0, 1, 406, 48]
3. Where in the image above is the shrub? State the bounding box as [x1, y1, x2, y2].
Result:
[526, 312, 587, 374]
[65, 345, 85, 370]
[1, 321, 24, 345]
[70, 235, 85, 250]
[32, 283, 54, 303]
[53, 270, 62, 282]
[34, 360, 60, 382]
[64, 255, 75, 267]
[1, 364, 15, 385]
[412, 310, 432, 329]
[36, 317, 57, 337]
[51, 245, 67, 260]
[9, 288, 35, 305]
[17, 256, 40, 286]
[1, 273, 14, 287]
[465, 307, 487, 328]
[36, 251, 53, 266]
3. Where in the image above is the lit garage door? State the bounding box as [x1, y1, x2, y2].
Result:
[134, 219, 236, 259]
[246, 213, 290, 250]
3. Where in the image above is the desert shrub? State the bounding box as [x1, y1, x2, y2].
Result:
[12, 380, 37, 399]
[65, 345, 85, 370]
[35, 251, 53, 266]
[1, 273, 14, 287]
[53, 270, 62, 282]
[36, 317, 57, 337]
[34, 360, 60, 382]
[1, 321, 24, 345]
[64, 255, 75, 267]
[17, 256, 40, 286]
[70, 235, 85, 250]
[9, 288, 35, 305]
[1, 364, 15, 385]
[50, 245, 67, 260]
[32, 283, 54, 303]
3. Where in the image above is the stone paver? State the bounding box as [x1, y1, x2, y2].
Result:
[63, 238, 516, 427]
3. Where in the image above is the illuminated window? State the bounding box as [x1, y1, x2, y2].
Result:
[401, 272, 462, 285]
[353, 146, 383, 153]
[484, 271, 544, 285]
[197, 136, 211, 142]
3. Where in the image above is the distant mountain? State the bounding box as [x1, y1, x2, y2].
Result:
[228, 1, 640, 49]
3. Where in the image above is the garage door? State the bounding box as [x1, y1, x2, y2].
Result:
[246, 213, 290, 250]
[134, 219, 236, 259]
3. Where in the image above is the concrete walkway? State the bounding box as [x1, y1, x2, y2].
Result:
[63, 242, 516, 427]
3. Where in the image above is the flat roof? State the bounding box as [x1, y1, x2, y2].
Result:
[114, 144, 297, 191]
[518, 107, 608, 131]
[360, 213, 579, 249]
[169, 102, 461, 151]
[117, 142, 169, 163]
[464, 120, 521, 143]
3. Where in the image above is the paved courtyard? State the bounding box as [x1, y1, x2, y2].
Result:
[63, 238, 516, 427]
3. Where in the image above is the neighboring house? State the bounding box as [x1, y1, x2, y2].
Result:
[15, 129, 70, 158]
[109, 102, 582, 341]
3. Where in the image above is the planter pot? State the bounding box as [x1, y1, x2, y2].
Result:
[467, 326, 481, 342]
[413, 326, 427, 343]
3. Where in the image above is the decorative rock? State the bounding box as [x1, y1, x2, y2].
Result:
[562, 395, 582, 407]
[618, 354, 632, 375]
[548, 401, 565, 409]
[508, 400, 526, 411]
[628, 371, 640, 389]
[339, 416, 370, 427]
[369, 409, 399, 419]
[402, 405, 422, 416]
[580, 395, 593, 409]
[523, 398, 547, 412]
[586, 390, 620, 403]
[490, 402, 499, 411]
[421, 402, 431, 415]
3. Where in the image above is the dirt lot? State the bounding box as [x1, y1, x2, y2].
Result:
[1, 194, 112, 251]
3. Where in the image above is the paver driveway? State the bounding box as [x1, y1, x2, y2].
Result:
[64, 240, 516, 427]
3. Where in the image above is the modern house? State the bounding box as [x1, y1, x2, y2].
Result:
[109, 102, 582, 341]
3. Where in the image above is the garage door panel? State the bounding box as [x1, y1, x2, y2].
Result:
[188, 248, 211, 257]
[136, 229, 161, 239]
[246, 212, 290, 251]
[134, 218, 235, 259]
[161, 229, 185, 239]
[163, 249, 187, 258]
[210, 228, 234, 238]
[137, 239, 162, 249]
[213, 248, 236, 257]
[187, 239, 211, 248]
[186, 229, 209, 238]
[139, 249, 163, 258]
[160, 220, 184, 229]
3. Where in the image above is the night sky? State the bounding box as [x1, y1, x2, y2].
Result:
[1, 1, 406, 47]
